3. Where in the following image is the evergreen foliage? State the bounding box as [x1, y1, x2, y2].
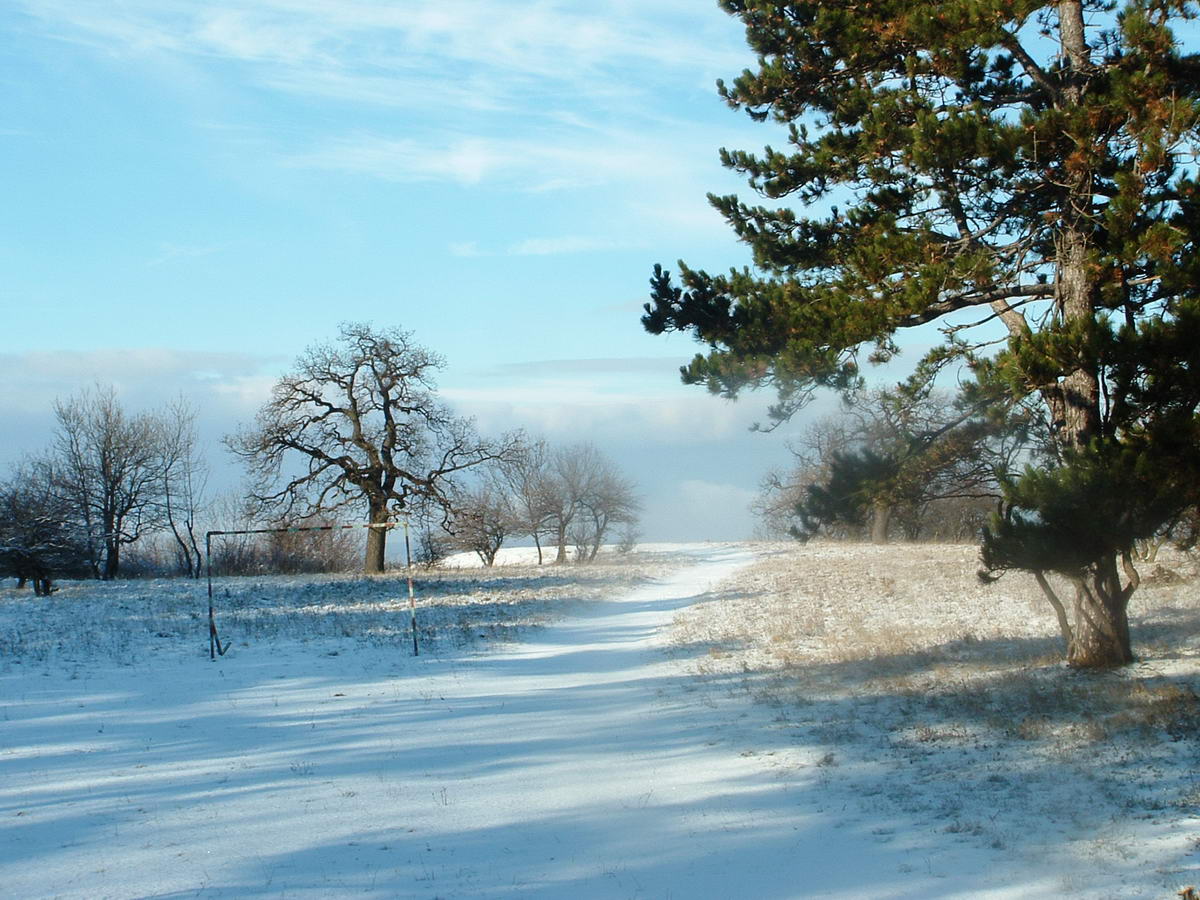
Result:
[788, 380, 1033, 542]
[794, 447, 900, 538]
[643, 1, 1200, 666]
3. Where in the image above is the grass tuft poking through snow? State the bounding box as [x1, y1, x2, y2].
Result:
[670, 541, 1200, 894]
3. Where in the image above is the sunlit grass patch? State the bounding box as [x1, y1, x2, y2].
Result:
[669, 541, 1200, 864]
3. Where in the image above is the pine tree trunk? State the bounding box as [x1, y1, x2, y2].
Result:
[1054, 0, 1102, 451]
[364, 502, 389, 574]
[1047, 3, 1135, 668]
[1067, 558, 1134, 668]
[870, 500, 891, 544]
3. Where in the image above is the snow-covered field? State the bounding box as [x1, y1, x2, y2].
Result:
[1, 542, 1197, 898]
[670, 542, 1200, 898]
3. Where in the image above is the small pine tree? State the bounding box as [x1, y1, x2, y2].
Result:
[794, 448, 900, 543]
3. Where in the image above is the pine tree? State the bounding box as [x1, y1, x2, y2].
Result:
[794, 447, 901, 542]
[643, 1, 1200, 666]
[791, 382, 1018, 543]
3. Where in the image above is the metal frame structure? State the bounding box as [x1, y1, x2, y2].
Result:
[204, 521, 419, 661]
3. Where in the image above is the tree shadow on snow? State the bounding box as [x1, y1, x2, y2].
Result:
[3, 565, 1198, 898]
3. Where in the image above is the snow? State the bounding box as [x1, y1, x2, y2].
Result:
[669, 542, 1200, 898]
[439, 542, 708, 568]
[1, 543, 1197, 898]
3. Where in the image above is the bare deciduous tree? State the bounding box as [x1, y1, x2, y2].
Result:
[158, 396, 208, 578]
[205, 492, 263, 576]
[758, 386, 1031, 543]
[261, 517, 360, 574]
[51, 385, 165, 579]
[548, 443, 641, 563]
[0, 459, 87, 593]
[452, 481, 517, 567]
[410, 522, 452, 568]
[495, 438, 557, 564]
[574, 461, 640, 563]
[226, 323, 517, 574]
[546, 443, 594, 564]
[754, 414, 855, 540]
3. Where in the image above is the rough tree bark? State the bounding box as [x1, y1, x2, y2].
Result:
[364, 499, 389, 575]
[1043, 0, 1134, 668]
[870, 500, 891, 545]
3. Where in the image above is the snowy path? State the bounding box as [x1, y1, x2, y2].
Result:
[3, 547, 1051, 898]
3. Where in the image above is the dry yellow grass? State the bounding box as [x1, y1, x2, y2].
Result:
[668, 541, 1200, 883]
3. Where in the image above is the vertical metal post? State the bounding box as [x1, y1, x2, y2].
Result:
[206, 531, 229, 660]
[404, 520, 418, 656]
[203, 521, 405, 663]
[206, 531, 215, 662]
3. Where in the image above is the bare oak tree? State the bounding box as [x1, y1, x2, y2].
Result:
[226, 323, 514, 574]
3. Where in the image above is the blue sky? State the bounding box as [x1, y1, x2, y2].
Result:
[0, 0, 826, 541]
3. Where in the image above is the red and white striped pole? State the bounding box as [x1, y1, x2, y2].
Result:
[404, 520, 418, 656]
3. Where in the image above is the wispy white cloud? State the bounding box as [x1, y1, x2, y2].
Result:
[289, 135, 510, 186]
[489, 358, 680, 378]
[16, 0, 761, 244]
[145, 241, 226, 267]
[288, 128, 692, 191]
[16, 1, 186, 54]
[449, 236, 629, 257]
[508, 236, 624, 256]
[17, 0, 746, 111]
[0, 348, 278, 414]
[258, 68, 507, 114]
[441, 379, 754, 446]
